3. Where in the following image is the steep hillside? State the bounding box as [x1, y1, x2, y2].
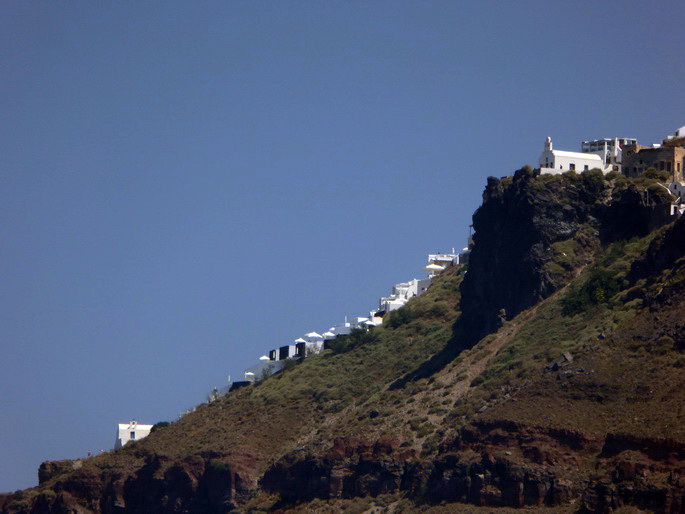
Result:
[2, 170, 684, 514]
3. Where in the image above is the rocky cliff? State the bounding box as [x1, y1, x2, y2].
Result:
[3, 171, 684, 514]
[456, 168, 673, 347]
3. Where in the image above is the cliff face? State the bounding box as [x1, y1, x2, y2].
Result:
[262, 422, 685, 512]
[4, 172, 684, 514]
[456, 169, 673, 346]
[3, 453, 257, 514]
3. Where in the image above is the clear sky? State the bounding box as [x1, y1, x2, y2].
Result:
[1, 1, 683, 492]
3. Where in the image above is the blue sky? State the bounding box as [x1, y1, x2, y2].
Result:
[1, 1, 683, 491]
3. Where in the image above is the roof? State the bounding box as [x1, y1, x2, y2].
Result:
[551, 150, 603, 161]
[118, 423, 153, 430]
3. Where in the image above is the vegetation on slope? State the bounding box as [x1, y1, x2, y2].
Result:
[4, 170, 684, 513]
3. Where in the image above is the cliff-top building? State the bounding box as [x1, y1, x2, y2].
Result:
[621, 126, 685, 182]
[539, 126, 685, 182]
[539, 136, 636, 175]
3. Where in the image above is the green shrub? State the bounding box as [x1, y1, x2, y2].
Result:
[386, 306, 417, 328]
[207, 460, 230, 473]
[421, 432, 442, 457]
[641, 168, 670, 181]
[282, 358, 299, 371]
[562, 269, 622, 315]
[582, 168, 606, 193]
[416, 422, 436, 438]
[427, 302, 449, 318]
[650, 336, 675, 355]
[328, 328, 379, 354]
[151, 421, 170, 433]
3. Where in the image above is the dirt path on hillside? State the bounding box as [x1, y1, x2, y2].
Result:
[439, 300, 546, 400]
[291, 286, 569, 452]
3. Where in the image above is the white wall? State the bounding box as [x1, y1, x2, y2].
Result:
[668, 182, 685, 200]
[539, 150, 605, 174]
[539, 137, 607, 175]
[114, 422, 153, 449]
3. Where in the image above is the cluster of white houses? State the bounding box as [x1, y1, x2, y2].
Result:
[113, 248, 472, 447]
[539, 125, 685, 216]
[229, 248, 471, 391]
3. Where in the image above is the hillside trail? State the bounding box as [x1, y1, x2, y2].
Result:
[290, 281, 573, 453]
[441, 298, 547, 400]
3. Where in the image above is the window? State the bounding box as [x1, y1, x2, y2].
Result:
[569, 163, 576, 171]
[130, 431, 136, 440]
[584, 165, 589, 171]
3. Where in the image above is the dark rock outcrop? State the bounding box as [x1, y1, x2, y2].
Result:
[38, 460, 82, 485]
[261, 438, 414, 502]
[456, 171, 673, 347]
[262, 422, 685, 512]
[21, 453, 257, 514]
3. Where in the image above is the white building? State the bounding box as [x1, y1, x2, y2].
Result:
[425, 252, 459, 277]
[668, 182, 685, 216]
[580, 137, 637, 173]
[378, 277, 433, 313]
[244, 356, 285, 381]
[666, 125, 685, 140]
[303, 332, 324, 343]
[328, 319, 354, 336]
[278, 344, 297, 360]
[539, 137, 606, 174]
[114, 421, 153, 449]
[367, 311, 384, 326]
[668, 181, 685, 201]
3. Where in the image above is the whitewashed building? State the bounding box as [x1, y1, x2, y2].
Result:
[114, 421, 153, 449]
[378, 277, 433, 313]
[669, 181, 685, 201]
[378, 294, 407, 313]
[668, 181, 685, 216]
[539, 137, 606, 174]
[303, 332, 324, 343]
[580, 137, 637, 173]
[367, 311, 384, 326]
[425, 252, 460, 277]
[244, 355, 285, 381]
[665, 125, 685, 140]
[278, 344, 297, 360]
[328, 319, 354, 336]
